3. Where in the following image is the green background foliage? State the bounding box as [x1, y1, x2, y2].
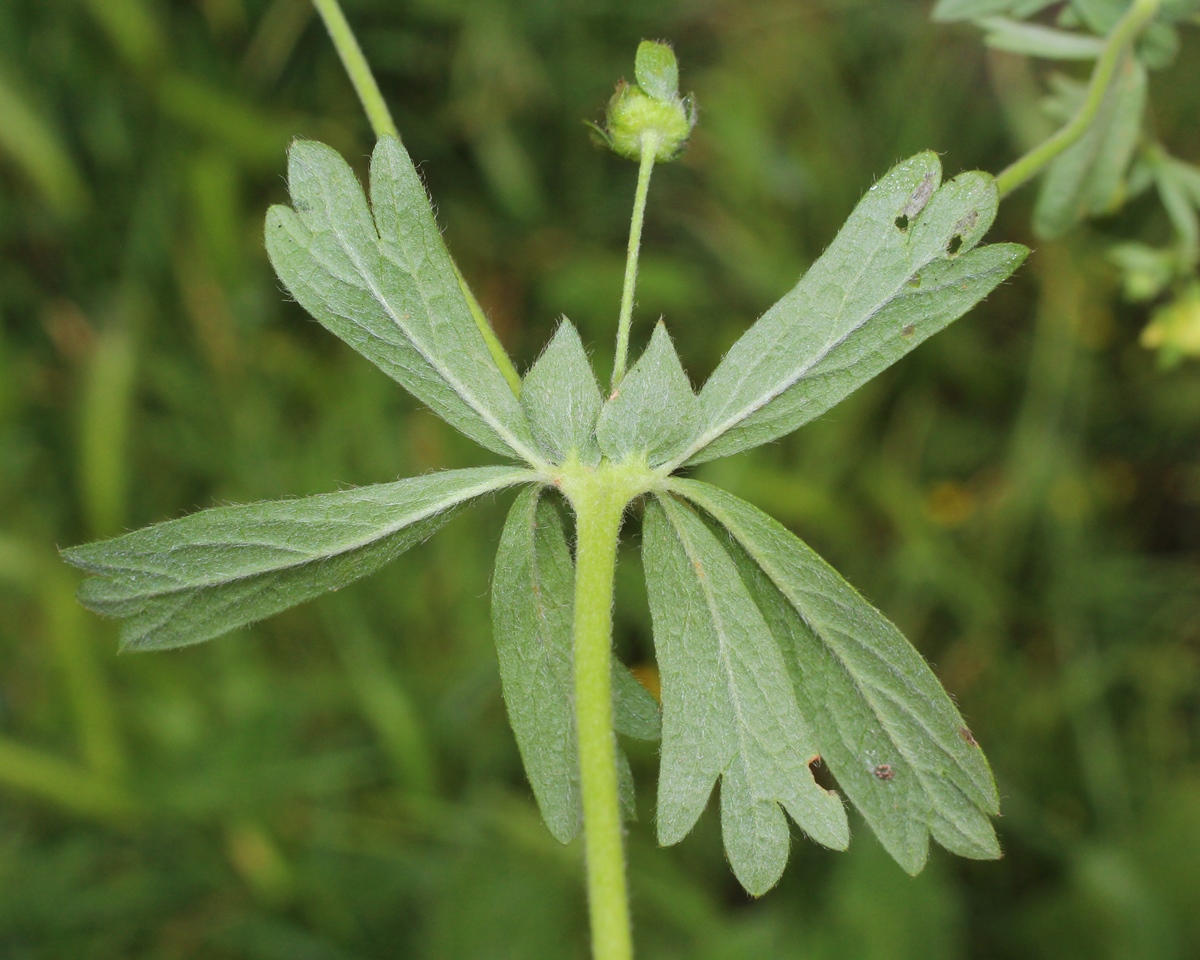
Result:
[1, 0, 1199, 957]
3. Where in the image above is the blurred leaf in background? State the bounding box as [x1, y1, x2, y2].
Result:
[1, 1, 1198, 958]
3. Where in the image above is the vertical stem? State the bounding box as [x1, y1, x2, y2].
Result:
[310, 0, 399, 141]
[612, 136, 659, 389]
[571, 484, 633, 960]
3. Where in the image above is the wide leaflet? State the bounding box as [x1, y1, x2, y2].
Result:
[642, 494, 848, 895]
[264, 136, 540, 463]
[64, 466, 532, 651]
[492, 486, 659, 844]
[670, 153, 1026, 468]
[670, 478, 1001, 875]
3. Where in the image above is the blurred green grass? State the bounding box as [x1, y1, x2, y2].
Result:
[1, 1, 1199, 957]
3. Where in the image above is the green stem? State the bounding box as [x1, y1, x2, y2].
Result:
[311, 0, 523, 396]
[453, 261, 523, 397]
[311, 0, 399, 141]
[994, 0, 1161, 199]
[612, 135, 659, 389]
[570, 481, 634, 960]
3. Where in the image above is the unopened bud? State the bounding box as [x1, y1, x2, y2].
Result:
[593, 41, 696, 162]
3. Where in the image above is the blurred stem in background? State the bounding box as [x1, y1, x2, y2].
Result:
[0, 66, 89, 219]
[995, 0, 1161, 199]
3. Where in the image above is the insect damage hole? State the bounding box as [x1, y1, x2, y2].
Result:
[809, 755, 839, 792]
[947, 234, 963, 256]
[894, 213, 910, 231]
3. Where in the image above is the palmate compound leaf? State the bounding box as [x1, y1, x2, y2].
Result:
[264, 137, 542, 464]
[642, 494, 849, 895]
[665, 153, 1028, 469]
[492, 486, 660, 843]
[63, 466, 532, 651]
[669, 479, 1001, 876]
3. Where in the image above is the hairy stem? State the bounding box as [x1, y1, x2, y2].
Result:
[994, 0, 1161, 199]
[612, 135, 659, 389]
[311, 0, 398, 141]
[571, 483, 633, 960]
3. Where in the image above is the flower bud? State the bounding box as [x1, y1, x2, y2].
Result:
[594, 41, 696, 162]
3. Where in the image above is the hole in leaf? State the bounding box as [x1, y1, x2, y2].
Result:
[894, 214, 909, 231]
[809, 755, 838, 792]
[947, 234, 963, 256]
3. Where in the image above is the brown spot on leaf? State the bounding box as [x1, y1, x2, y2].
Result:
[954, 209, 979, 234]
[873, 764, 895, 781]
[901, 324, 916, 337]
[903, 170, 937, 218]
[960, 727, 979, 747]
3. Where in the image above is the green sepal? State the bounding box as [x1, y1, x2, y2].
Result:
[595, 322, 700, 466]
[521, 319, 603, 466]
[634, 40, 680, 102]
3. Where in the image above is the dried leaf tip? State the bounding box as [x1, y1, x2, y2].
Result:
[593, 40, 696, 163]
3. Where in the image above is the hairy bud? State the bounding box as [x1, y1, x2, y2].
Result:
[592, 41, 696, 162]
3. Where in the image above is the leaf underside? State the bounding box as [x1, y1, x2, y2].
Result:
[677, 152, 1027, 468]
[264, 136, 538, 462]
[63, 138, 1025, 895]
[63, 466, 531, 651]
[595, 321, 700, 466]
[670, 479, 1001, 876]
[492, 486, 660, 844]
[643, 495, 849, 895]
[521, 319, 603, 466]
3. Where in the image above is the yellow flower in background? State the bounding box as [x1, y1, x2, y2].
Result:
[1141, 283, 1200, 365]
